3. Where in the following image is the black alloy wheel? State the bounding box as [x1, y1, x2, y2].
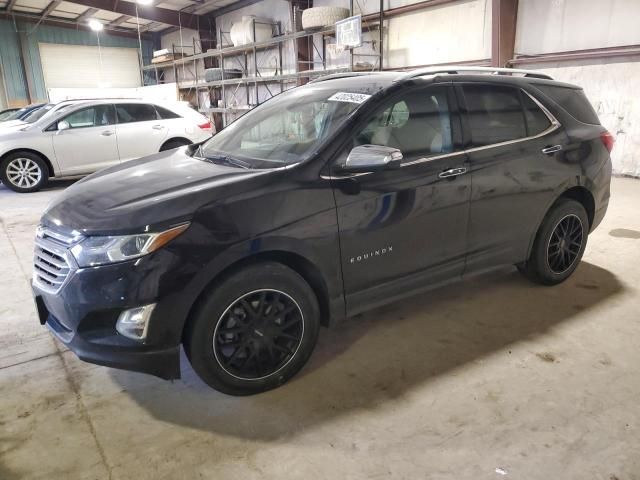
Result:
[517, 198, 589, 285]
[184, 262, 320, 395]
[546, 214, 584, 274]
[213, 289, 304, 380]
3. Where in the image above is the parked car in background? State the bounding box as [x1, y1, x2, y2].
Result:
[0, 108, 21, 121]
[0, 103, 46, 126]
[0, 99, 213, 192]
[32, 67, 612, 395]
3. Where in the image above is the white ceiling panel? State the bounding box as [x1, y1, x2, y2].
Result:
[59, 1, 90, 13]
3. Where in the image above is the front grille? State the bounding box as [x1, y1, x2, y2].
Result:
[33, 227, 79, 294]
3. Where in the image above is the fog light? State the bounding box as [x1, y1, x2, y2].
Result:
[116, 304, 156, 341]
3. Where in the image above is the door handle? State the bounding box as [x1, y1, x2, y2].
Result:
[152, 124, 164, 130]
[101, 130, 114, 136]
[541, 145, 562, 155]
[438, 167, 467, 179]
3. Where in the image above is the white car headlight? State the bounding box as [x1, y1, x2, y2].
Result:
[70, 223, 189, 267]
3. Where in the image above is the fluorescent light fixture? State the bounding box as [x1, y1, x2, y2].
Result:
[137, 0, 153, 5]
[88, 19, 103, 31]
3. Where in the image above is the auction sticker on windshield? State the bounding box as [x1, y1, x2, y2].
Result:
[328, 92, 371, 104]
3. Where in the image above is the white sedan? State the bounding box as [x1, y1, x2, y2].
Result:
[0, 99, 213, 192]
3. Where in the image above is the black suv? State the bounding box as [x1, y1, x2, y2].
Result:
[32, 67, 613, 395]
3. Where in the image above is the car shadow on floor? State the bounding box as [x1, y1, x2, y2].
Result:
[112, 261, 624, 440]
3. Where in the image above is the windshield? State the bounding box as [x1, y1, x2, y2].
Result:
[4, 108, 29, 121]
[200, 85, 374, 168]
[0, 110, 18, 121]
[23, 104, 55, 123]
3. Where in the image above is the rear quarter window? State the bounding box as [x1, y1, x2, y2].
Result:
[535, 85, 600, 125]
[155, 106, 181, 119]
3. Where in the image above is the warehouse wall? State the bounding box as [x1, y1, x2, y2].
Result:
[0, 19, 153, 106]
[515, 0, 640, 176]
[313, 0, 491, 69]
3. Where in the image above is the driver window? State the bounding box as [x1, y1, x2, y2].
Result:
[354, 87, 453, 161]
[63, 105, 115, 129]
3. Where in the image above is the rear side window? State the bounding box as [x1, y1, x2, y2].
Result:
[155, 105, 181, 119]
[116, 104, 158, 123]
[462, 85, 526, 146]
[522, 93, 552, 136]
[535, 85, 600, 125]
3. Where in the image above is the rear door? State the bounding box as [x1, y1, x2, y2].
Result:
[51, 104, 119, 175]
[459, 83, 567, 272]
[114, 103, 169, 162]
[331, 84, 471, 314]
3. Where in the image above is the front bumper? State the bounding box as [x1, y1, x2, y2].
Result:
[32, 253, 188, 380]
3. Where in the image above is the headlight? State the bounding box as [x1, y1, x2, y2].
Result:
[70, 223, 189, 267]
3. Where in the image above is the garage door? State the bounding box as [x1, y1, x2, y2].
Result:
[39, 43, 141, 89]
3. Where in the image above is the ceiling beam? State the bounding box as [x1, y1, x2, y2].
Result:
[40, 0, 63, 21]
[6, 0, 18, 12]
[0, 10, 152, 37]
[60, 0, 203, 28]
[109, 14, 130, 26]
[208, 0, 262, 18]
[76, 7, 100, 22]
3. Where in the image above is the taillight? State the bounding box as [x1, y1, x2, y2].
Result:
[198, 121, 212, 130]
[600, 131, 615, 153]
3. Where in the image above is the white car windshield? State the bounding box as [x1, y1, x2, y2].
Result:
[199, 85, 376, 168]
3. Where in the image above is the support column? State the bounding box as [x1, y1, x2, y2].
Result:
[491, 0, 518, 68]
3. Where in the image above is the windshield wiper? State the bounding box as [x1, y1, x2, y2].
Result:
[204, 154, 251, 169]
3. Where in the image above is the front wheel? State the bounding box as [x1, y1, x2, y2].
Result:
[518, 198, 589, 285]
[184, 262, 320, 395]
[0, 152, 49, 193]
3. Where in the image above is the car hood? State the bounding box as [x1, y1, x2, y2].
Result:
[42, 147, 274, 235]
[0, 120, 27, 132]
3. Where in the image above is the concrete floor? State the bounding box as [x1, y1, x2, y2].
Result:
[1, 177, 639, 480]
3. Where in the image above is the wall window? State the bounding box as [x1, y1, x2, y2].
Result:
[355, 87, 453, 160]
[462, 85, 527, 146]
[116, 103, 158, 123]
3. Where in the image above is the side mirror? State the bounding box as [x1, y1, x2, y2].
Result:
[336, 144, 403, 174]
[57, 120, 70, 131]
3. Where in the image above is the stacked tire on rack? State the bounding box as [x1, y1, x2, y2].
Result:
[204, 68, 244, 82]
[301, 7, 350, 30]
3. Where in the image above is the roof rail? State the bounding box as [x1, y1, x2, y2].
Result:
[395, 66, 553, 81]
[309, 72, 385, 84]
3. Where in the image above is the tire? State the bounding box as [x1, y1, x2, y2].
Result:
[184, 262, 321, 395]
[159, 139, 192, 152]
[301, 7, 350, 29]
[0, 151, 49, 193]
[204, 68, 243, 82]
[518, 198, 589, 285]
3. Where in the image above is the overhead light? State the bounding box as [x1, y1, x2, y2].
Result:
[88, 19, 103, 31]
[137, 0, 153, 5]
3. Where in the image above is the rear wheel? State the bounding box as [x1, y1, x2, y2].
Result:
[518, 198, 588, 285]
[0, 151, 49, 193]
[184, 262, 320, 395]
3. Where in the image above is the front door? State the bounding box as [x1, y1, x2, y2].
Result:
[51, 104, 119, 175]
[331, 84, 471, 315]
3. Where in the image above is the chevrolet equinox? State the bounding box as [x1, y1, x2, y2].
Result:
[32, 67, 613, 395]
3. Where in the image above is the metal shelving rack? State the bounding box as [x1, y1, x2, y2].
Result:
[143, 1, 383, 127]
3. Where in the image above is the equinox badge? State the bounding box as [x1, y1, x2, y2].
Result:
[350, 246, 393, 264]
